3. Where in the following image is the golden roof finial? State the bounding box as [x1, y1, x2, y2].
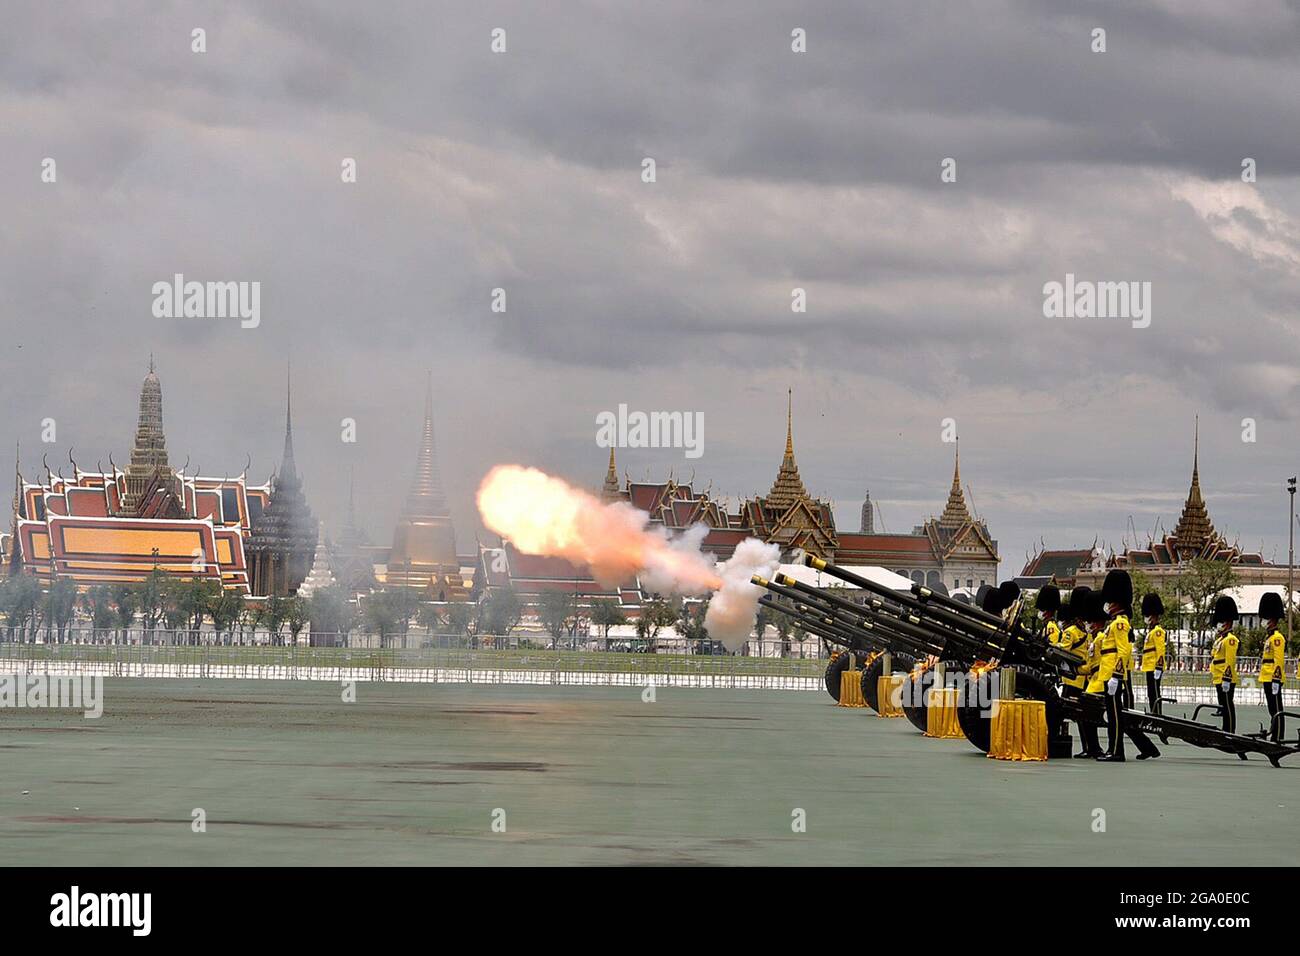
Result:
[785, 388, 794, 457]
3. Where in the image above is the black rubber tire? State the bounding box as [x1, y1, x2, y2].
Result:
[861, 652, 917, 713]
[956, 666, 1061, 754]
[899, 670, 931, 732]
[824, 651, 850, 701]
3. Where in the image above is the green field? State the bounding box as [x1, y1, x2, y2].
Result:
[1, 679, 1296, 866]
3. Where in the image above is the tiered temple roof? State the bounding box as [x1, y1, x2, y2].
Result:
[1170, 420, 1218, 559]
[764, 390, 811, 511]
[936, 442, 973, 531]
[245, 374, 317, 595]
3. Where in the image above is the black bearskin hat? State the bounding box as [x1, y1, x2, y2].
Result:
[976, 584, 998, 614]
[1259, 592, 1284, 622]
[1212, 595, 1238, 624]
[1066, 586, 1091, 621]
[1101, 569, 1133, 610]
[1140, 592, 1164, 617]
[1035, 584, 1061, 614]
[1085, 591, 1109, 624]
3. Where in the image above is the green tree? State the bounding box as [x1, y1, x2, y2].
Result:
[363, 591, 401, 647]
[1, 574, 41, 642]
[1173, 558, 1237, 648]
[676, 597, 710, 652]
[265, 594, 290, 644]
[634, 598, 677, 653]
[444, 603, 473, 640]
[110, 583, 137, 644]
[285, 595, 309, 644]
[210, 589, 245, 644]
[160, 577, 188, 641]
[538, 591, 573, 647]
[137, 568, 168, 637]
[483, 589, 524, 638]
[180, 580, 221, 641]
[242, 602, 268, 645]
[416, 602, 443, 636]
[83, 585, 116, 641]
[46, 578, 78, 643]
[308, 586, 352, 646]
[389, 589, 420, 647]
[590, 599, 626, 644]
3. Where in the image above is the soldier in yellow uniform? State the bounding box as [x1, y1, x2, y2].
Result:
[1209, 596, 1239, 734]
[1060, 586, 1093, 692]
[1036, 584, 1062, 646]
[1067, 588, 1104, 758]
[1086, 571, 1134, 761]
[1139, 592, 1167, 716]
[1258, 592, 1287, 743]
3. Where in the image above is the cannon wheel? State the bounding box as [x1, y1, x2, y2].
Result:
[861, 652, 917, 714]
[956, 667, 1061, 754]
[823, 651, 850, 700]
[898, 668, 932, 732]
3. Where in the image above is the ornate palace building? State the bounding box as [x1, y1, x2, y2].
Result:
[1021, 426, 1284, 589]
[3, 361, 274, 592]
[478, 393, 1001, 609]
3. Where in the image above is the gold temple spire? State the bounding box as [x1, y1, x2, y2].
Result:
[602, 446, 620, 499]
[766, 388, 810, 510]
[121, 358, 171, 514]
[937, 439, 973, 531]
[1173, 416, 1216, 557]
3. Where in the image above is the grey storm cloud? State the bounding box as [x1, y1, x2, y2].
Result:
[2, 0, 1299, 576]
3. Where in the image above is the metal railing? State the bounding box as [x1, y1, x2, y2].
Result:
[0, 632, 829, 689]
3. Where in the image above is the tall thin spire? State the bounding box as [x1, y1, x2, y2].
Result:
[347, 466, 356, 526]
[1174, 415, 1215, 557]
[403, 372, 448, 516]
[766, 388, 810, 510]
[1192, 415, 1199, 484]
[938, 439, 973, 531]
[279, 362, 297, 484]
[785, 388, 794, 457]
[8, 441, 21, 575]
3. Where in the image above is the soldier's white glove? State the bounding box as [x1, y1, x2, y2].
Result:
[1221, 681, 1232, 693]
[1153, 669, 1163, 680]
[1106, 678, 1119, 695]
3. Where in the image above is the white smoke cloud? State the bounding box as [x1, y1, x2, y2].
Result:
[704, 537, 782, 652]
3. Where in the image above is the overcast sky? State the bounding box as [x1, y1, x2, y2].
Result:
[3, 1, 1300, 574]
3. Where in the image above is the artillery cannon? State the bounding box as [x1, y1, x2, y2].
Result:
[754, 555, 1300, 766]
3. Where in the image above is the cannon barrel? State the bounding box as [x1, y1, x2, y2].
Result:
[802, 555, 1083, 675]
[755, 574, 938, 658]
[775, 568, 997, 663]
[757, 596, 875, 652]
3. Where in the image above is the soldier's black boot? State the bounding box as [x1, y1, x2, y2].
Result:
[1097, 690, 1126, 761]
